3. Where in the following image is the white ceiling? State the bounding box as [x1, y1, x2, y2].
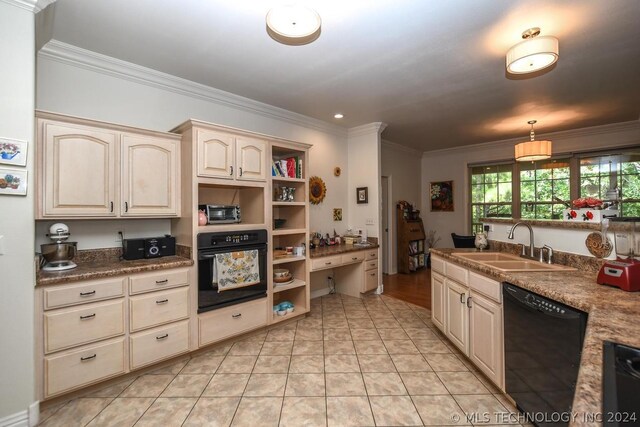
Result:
[40, 0, 640, 151]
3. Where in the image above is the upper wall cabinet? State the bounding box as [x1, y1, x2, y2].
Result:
[36, 111, 181, 219]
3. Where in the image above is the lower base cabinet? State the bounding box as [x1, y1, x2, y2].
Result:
[468, 291, 504, 388]
[431, 272, 445, 330]
[199, 298, 268, 347]
[444, 278, 469, 354]
[130, 320, 190, 370]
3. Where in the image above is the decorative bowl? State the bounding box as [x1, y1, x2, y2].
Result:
[286, 307, 295, 314]
[277, 310, 287, 316]
[273, 268, 289, 278]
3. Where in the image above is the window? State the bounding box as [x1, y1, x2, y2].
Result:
[520, 159, 570, 220]
[470, 164, 512, 233]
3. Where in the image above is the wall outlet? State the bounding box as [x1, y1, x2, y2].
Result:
[365, 218, 374, 225]
[116, 231, 123, 242]
[484, 224, 493, 232]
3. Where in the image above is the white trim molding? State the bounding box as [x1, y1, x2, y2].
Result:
[310, 287, 331, 299]
[38, 40, 348, 137]
[0, 0, 54, 12]
[382, 139, 422, 155]
[0, 410, 28, 427]
[348, 122, 388, 137]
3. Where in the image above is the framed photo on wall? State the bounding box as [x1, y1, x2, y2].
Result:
[430, 180, 454, 212]
[357, 187, 368, 204]
[0, 168, 28, 196]
[0, 137, 27, 167]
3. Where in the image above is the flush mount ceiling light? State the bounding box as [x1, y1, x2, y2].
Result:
[334, 113, 344, 119]
[506, 27, 559, 74]
[515, 120, 552, 162]
[266, 5, 321, 46]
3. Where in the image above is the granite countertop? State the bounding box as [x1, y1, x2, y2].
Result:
[310, 242, 380, 258]
[431, 248, 640, 427]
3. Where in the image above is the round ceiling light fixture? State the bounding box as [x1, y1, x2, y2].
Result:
[334, 113, 344, 119]
[515, 120, 552, 162]
[266, 5, 322, 46]
[506, 27, 559, 74]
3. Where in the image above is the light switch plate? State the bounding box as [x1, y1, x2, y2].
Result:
[365, 218, 374, 225]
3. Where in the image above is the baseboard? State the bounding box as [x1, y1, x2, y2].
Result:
[0, 410, 28, 427]
[310, 287, 331, 299]
[28, 402, 39, 427]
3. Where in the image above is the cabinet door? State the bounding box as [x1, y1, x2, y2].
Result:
[363, 269, 378, 293]
[236, 137, 266, 181]
[196, 129, 234, 179]
[431, 272, 446, 332]
[121, 134, 179, 216]
[469, 291, 504, 390]
[42, 122, 117, 217]
[445, 278, 469, 354]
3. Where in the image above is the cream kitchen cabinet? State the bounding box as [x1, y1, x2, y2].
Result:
[36, 111, 181, 218]
[468, 290, 503, 388]
[444, 278, 469, 354]
[431, 272, 445, 330]
[195, 128, 266, 181]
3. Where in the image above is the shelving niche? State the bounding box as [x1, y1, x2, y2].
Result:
[197, 184, 265, 229]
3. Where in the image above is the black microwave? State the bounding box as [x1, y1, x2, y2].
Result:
[199, 204, 241, 224]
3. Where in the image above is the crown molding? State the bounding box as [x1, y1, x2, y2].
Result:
[348, 122, 388, 138]
[382, 139, 422, 155]
[0, 0, 54, 12]
[38, 39, 348, 137]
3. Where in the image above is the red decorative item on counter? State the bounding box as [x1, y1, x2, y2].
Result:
[583, 211, 594, 221]
[572, 197, 603, 209]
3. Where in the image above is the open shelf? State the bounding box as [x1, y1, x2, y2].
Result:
[271, 308, 307, 324]
[198, 184, 265, 225]
[272, 201, 305, 207]
[273, 255, 306, 265]
[272, 228, 307, 236]
[273, 278, 306, 293]
[197, 223, 267, 233]
[273, 204, 306, 230]
[272, 177, 305, 183]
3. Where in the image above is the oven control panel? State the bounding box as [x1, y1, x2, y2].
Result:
[197, 230, 268, 249]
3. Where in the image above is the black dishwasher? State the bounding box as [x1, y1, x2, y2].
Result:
[503, 282, 588, 426]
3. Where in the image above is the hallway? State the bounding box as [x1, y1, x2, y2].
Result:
[382, 268, 431, 309]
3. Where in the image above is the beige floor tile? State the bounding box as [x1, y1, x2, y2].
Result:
[260, 340, 293, 355]
[231, 397, 282, 427]
[494, 393, 519, 413]
[457, 354, 481, 372]
[384, 339, 421, 354]
[295, 327, 323, 341]
[414, 339, 452, 354]
[347, 318, 375, 329]
[40, 398, 113, 427]
[285, 373, 325, 396]
[266, 328, 296, 342]
[400, 372, 449, 395]
[323, 318, 349, 329]
[183, 397, 240, 427]
[292, 340, 324, 355]
[253, 355, 291, 373]
[353, 339, 387, 355]
[38, 400, 68, 424]
[373, 318, 401, 328]
[135, 397, 196, 427]
[363, 372, 407, 395]
[297, 317, 322, 328]
[204, 343, 233, 356]
[241, 331, 269, 341]
[181, 353, 225, 374]
[86, 378, 135, 397]
[474, 372, 501, 393]
[326, 373, 367, 396]
[349, 328, 380, 340]
[424, 353, 469, 371]
[86, 397, 154, 426]
[369, 395, 422, 426]
[438, 371, 490, 394]
[391, 354, 433, 372]
[345, 310, 371, 319]
[323, 328, 352, 341]
[120, 375, 174, 397]
[243, 373, 287, 397]
[325, 354, 360, 373]
[147, 357, 190, 375]
[324, 340, 356, 354]
[229, 340, 264, 356]
[454, 394, 515, 424]
[357, 354, 397, 372]
[377, 328, 409, 340]
[289, 355, 325, 373]
[404, 327, 439, 340]
[326, 396, 374, 427]
[280, 397, 327, 427]
[161, 374, 212, 397]
[217, 355, 258, 373]
[412, 394, 470, 425]
[202, 373, 250, 397]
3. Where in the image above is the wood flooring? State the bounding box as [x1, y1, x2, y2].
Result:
[382, 267, 431, 309]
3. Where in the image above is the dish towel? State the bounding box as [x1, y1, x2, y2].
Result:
[212, 250, 260, 292]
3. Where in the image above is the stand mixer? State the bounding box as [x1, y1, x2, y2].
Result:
[597, 217, 640, 291]
[41, 223, 78, 271]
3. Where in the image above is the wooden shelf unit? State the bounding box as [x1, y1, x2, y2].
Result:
[397, 206, 426, 274]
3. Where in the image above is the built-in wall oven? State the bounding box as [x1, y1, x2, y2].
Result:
[197, 230, 267, 313]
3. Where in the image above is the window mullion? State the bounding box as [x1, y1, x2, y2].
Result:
[512, 162, 521, 219]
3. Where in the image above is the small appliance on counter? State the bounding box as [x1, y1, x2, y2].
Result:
[40, 223, 77, 271]
[123, 235, 176, 260]
[597, 217, 640, 292]
[198, 204, 241, 224]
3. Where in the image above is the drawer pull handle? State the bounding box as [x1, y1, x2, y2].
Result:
[230, 166, 234, 176]
[81, 354, 97, 362]
[156, 299, 169, 304]
[80, 313, 96, 320]
[352, 257, 358, 260]
[370, 273, 375, 276]
[79, 290, 96, 296]
[156, 334, 169, 340]
[232, 313, 242, 319]
[459, 293, 466, 304]
[325, 262, 332, 265]
[155, 279, 169, 284]
[239, 167, 243, 176]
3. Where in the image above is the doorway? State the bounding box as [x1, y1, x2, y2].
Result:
[381, 176, 393, 275]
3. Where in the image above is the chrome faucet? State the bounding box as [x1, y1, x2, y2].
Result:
[507, 222, 535, 259]
[540, 245, 554, 264]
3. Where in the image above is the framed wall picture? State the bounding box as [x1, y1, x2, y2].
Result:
[357, 187, 368, 204]
[0, 137, 27, 167]
[430, 180, 454, 212]
[333, 208, 342, 221]
[0, 168, 28, 196]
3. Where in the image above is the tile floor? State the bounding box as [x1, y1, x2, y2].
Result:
[39, 293, 532, 426]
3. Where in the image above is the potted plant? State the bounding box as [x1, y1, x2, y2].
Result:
[425, 230, 441, 268]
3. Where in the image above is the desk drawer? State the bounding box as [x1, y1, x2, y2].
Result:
[44, 277, 126, 310]
[366, 249, 378, 260]
[130, 320, 189, 370]
[44, 299, 125, 354]
[311, 256, 342, 271]
[129, 268, 189, 295]
[129, 287, 189, 332]
[199, 298, 267, 346]
[341, 252, 365, 265]
[365, 259, 378, 271]
[364, 269, 378, 292]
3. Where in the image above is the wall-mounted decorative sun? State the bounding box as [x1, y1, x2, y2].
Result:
[309, 176, 326, 205]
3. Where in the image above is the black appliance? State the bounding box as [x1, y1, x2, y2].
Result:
[603, 341, 640, 427]
[197, 230, 267, 313]
[199, 204, 241, 224]
[503, 282, 588, 427]
[123, 236, 176, 260]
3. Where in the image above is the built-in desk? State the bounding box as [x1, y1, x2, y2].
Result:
[310, 244, 380, 298]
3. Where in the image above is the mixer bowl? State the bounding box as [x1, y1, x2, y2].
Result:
[41, 242, 77, 264]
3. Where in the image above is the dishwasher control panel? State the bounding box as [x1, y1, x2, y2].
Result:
[524, 293, 566, 313]
[503, 282, 584, 319]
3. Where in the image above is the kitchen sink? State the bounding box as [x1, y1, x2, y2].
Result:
[453, 252, 521, 262]
[481, 260, 576, 272]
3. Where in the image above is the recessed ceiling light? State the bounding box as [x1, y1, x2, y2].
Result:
[266, 5, 321, 46]
[334, 113, 344, 119]
[506, 27, 559, 74]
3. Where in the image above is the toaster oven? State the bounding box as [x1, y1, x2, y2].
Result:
[199, 204, 241, 224]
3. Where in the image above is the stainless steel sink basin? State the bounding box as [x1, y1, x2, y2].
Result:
[481, 260, 576, 272]
[453, 252, 521, 262]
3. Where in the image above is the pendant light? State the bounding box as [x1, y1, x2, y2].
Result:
[515, 120, 552, 162]
[266, 5, 321, 46]
[506, 27, 559, 74]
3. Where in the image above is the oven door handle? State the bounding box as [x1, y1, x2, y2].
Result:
[200, 254, 217, 259]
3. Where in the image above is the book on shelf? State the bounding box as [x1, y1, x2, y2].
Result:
[409, 241, 418, 255]
[272, 157, 302, 179]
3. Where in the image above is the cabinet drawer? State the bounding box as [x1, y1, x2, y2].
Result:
[365, 259, 378, 271]
[311, 256, 342, 271]
[366, 249, 378, 260]
[469, 271, 501, 303]
[341, 252, 365, 265]
[129, 268, 189, 295]
[446, 261, 468, 285]
[44, 299, 125, 354]
[431, 256, 445, 275]
[130, 287, 189, 332]
[44, 277, 126, 310]
[199, 298, 267, 347]
[130, 320, 189, 370]
[45, 337, 126, 398]
[363, 269, 378, 293]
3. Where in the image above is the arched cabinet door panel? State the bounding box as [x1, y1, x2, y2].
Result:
[236, 137, 266, 181]
[196, 130, 234, 179]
